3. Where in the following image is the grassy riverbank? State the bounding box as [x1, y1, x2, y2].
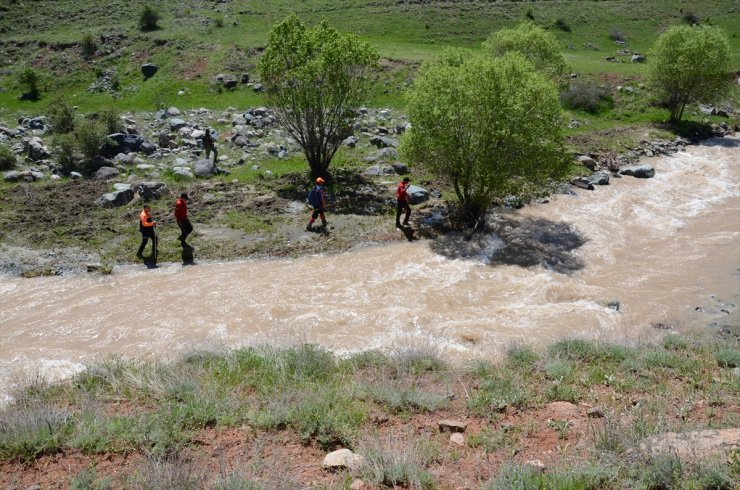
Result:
[1, 334, 738, 488]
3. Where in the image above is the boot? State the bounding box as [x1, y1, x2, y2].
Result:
[306, 223, 312, 231]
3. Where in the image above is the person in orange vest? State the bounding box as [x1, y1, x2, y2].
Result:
[306, 177, 328, 231]
[174, 193, 193, 247]
[136, 204, 157, 258]
[396, 176, 411, 229]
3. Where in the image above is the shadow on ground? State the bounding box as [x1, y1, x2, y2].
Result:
[430, 215, 587, 274]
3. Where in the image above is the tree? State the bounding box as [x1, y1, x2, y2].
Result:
[258, 15, 379, 179]
[400, 50, 569, 224]
[650, 25, 731, 123]
[483, 22, 567, 82]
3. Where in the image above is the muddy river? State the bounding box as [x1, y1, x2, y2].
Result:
[1, 136, 738, 402]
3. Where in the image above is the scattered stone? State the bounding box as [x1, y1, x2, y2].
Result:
[343, 136, 358, 148]
[70, 171, 83, 180]
[587, 171, 609, 186]
[525, 460, 546, 473]
[365, 147, 398, 162]
[349, 479, 365, 490]
[26, 137, 50, 161]
[576, 155, 597, 171]
[438, 419, 467, 433]
[587, 407, 605, 418]
[101, 133, 150, 157]
[93, 167, 120, 181]
[134, 182, 168, 201]
[173, 167, 194, 179]
[391, 162, 408, 175]
[570, 177, 594, 190]
[407, 185, 429, 205]
[141, 63, 159, 78]
[638, 429, 740, 460]
[3, 170, 22, 182]
[607, 301, 620, 312]
[194, 160, 216, 177]
[369, 135, 398, 149]
[322, 449, 365, 471]
[364, 165, 394, 176]
[631, 54, 646, 63]
[450, 433, 465, 446]
[620, 165, 655, 178]
[97, 189, 134, 208]
[112, 183, 131, 191]
[167, 107, 181, 116]
[169, 118, 188, 131]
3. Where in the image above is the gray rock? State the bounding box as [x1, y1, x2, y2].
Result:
[97, 189, 134, 208]
[391, 162, 408, 174]
[101, 133, 147, 157]
[194, 159, 216, 177]
[112, 183, 131, 191]
[407, 185, 429, 205]
[113, 153, 133, 165]
[438, 419, 467, 433]
[343, 136, 358, 148]
[365, 147, 398, 162]
[369, 135, 399, 149]
[169, 118, 187, 131]
[631, 54, 646, 63]
[141, 63, 159, 78]
[134, 182, 169, 201]
[252, 83, 264, 93]
[139, 141, 156, 155]
[3, 170, 22, 182]
[173, 167, 194, 179]
[620, 165, 655, 178]
[93, 166, 120, 181]
[571, 177, 594, 190]
[174, 157, 188, 166]
[167, 107, 181, 116]
[364, 165, 394, 176]
[322, 449, 365, 471]
[576, 155, 597, 171]
[450, 433, 465, 446]
[587, 171, 610, 186]
[70, 171, 83, 180]
[26, 137, 49, 161]
[638, 429, 740, 460]
[136, 164, 155, 171]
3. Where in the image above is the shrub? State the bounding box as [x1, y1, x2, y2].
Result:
[610, 27, 626, 42]
[18, 67, 40, 99]
[390, 338, 446, 376]
[360, 434, 437, 489]
[468, 368, 534, 416]
[47, 97, 77, 134]
[364, 381, 448, 414]
[0, 144, 17, 170]
[661, 334, 689, 351]
[0, 403, 71, 462]
[641, 454, 685, 489]
[81, 34, 97, 58]
[69, 467, 113, 490]
[97, 107, 123, 134]
[544, 359, 575, 382]
[555, 18, 572, 32]
[560, 80, 614, 114]
[74, 119, 107, 163]
[139, 6, 160, 32]
[683, 10, 700, 25]
[525, 7, 534, 20]
[506, 345, 539, 371]
[130, 454, 206, 490]
[52, 133, 80, 174]
[715, 348, 740, 368]
[545, 381, 580, 403]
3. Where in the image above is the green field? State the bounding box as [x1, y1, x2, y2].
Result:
[1, 0, 738, 117]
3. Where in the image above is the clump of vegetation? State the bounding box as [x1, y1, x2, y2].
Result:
[97, 107, 123, 134]
[610, 27, 626, 42]
[484, 21, 567, 81]
[47, 97, 77, 134]
[139, 6, 160, 32]
[560, 79, 614, 113]
[0, 144, 17, 170]
[525, 7, 534, 20]
[360, 434, 438, 489]
[554, 18, 572, 32]
[81, 33, 96, 58]
[18, 67, 40, 100]
[683, 10, 700, 25]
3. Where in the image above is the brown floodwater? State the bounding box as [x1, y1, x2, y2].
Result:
[1, 136, 738, 402]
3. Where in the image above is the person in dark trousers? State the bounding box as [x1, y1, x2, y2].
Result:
[306, 177, 328, 231]
[396, 177, 411, 228]
[203, 129, 218, 163]
[136, 204, 157, 259]
[175, 193, 193, 247]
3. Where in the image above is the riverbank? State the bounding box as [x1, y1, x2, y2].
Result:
[1, 336, 738, 489]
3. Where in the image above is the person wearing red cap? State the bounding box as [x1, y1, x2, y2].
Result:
[306, 177, 328, 231]
[396, 176, 411, 228]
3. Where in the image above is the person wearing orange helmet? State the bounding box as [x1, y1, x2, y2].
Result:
[306, 177, 328, 231]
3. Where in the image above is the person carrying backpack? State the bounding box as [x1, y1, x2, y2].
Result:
[306, 177, 328, 231]
[136, 204, 157, 259]
[396, 177, 411, 229]
[203, 128, 218, 163]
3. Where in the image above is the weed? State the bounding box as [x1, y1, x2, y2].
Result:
[525, 8, 534, 20]
[640, 453, 684, 489]
[662, 334, 689, 351]
[69, 466, 113, 490]
[81, 34, 97, 58]
[390, 337, 446, 376]
[560, 80, 614, 114]
[468, 367, 534, 416]
[359, 433, 437, 489]
[364, 381, 448, 414]
[715, 348, 740, 368]
[544, 359, 576, 383]
[485, 464, 542, 490]
[347, 350, 391, 370]
[467, 426, 513, 453]
[506, 344, 539, 372]
[0, 403, 71, 462]
[139, 6, 160, 32]
[97, 107, 123, 134]
[593, 416, 627, 454]
[554, 18, 572, 32]
[683, 10, 700, 25]
[291, 386, 366, 450]
[545, 380, 580, 403]
[0, 144, 17, 170]
[129, 454, 206, 490]
[610, 27, 626, 42]
[18, 67, 40, 99]
[47, 96, 77, 134]
[548, 418, 571, 439]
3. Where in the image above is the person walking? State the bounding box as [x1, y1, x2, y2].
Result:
[396, 176, 411, 229]
[203, 128, 218, 163]
[136, 204, 157, 259]
[175, 193, 193, 247]
[306, 177, 328, 231]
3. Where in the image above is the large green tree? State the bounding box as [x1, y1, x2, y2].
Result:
[650, 25, 731, 123]
[483, 22, 567, 82]
[400, 50, 568, 224]
[258, 15, 379, 179]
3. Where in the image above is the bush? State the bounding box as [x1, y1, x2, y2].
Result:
[81, 34, 96, 58]
[74, 119, 107, 163]
[0, 144, 17, 170]
[139, 6, 160, 32]
[52, 132, 81, 175]
[641, 454, 685, 489]
[555, 18, 571, 32]
[560, 80, 614, 114]
[610, 27, 626, 42]
[661, 334, 689, 351]
[715, 348, 740, 368]
[525, 7, 534, 20]
[360, 434, 437, 489]
[47, 97, 77, 134]
[130, 454, 206, 490]
[97, 107, 123, 134]
[18, 67, 40, 100]
[0, 403, 71, 462]
[683, 10, 700, 25]
[506, 345, 539, 371]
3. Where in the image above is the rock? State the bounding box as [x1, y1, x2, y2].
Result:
[194, 159, 216, 177]
[252, 83, 263, 93]
[365, 147, 398, 162]
[101, 133, 147, 157]
[391, 162, 408, 175]
[620, 165, 655, 178]
[169, 118, 187, 131]
[70, 171, 83, 180]
[365, 165, 394, 176]
[349, 479, 365, 490]
[322, 449, 365, 471]
[3, 170, 22, 182]
[134, 182, 168, 201]
[525, 460, 546, 473]
[587, 171, 609, 186]
[343, 136, 358, 148]
[587, 407, 605, 418]
[631, 54, 646, 63]
[139, 141, 156, 155]
[93, 166, 120, 180]
[136, 164, 155, 171]
[141, 63, 159, 78]
[570, 177, 594, 190]
[638, 429, 740, 460]
[438, 419, 467, 433]
[167, 107, 181, 116]
[113, 153, 133, 165]
[97, 189, 134, 207]
[607, 301, 620, 312]
[223, 79, 238, 90]
[26, 137, 50, 161]
[407, 185, 429, 205]
[174, 158, 188, 166]
[112, 183, 131, 191]
[173, 167, 194, 179]
[241, 74, 250, 84]
[576, 155, 597, 171]
[233, 136, 249, 148]
[369, 135, 399, 149]
[450, 433, 465, 446]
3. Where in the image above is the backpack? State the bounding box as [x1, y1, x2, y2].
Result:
[307, 186, 323, 208]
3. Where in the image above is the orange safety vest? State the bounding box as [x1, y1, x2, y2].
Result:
[140, 209, 155, 228]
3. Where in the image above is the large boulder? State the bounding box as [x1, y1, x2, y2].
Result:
[364, 165, 394, 176]
[407, 184, 429, 205]
[141, 63, 159, 78]
[134, 182, 169, 201]
[365, 147, 398, 162]
[322, 449, 365, 471]
[631, 54, 646, 63]
[571, 177, 594, 190]
[587, 171, 610, 186]
[194, 159, 216, 177]
[3, 170, 22, 182]
[101, 133, 146, 157]
[169, 118, 188, 131]
[620, 165, 655, 178]
[391, 162, 409, 175]
[173, 167, 194, 179]
[576, 155, 597, 171]
[26, 137, 50, 161]
[93, 166, 120, 181]
[369, 135, 399, 149]
[97, 189, 134, 208]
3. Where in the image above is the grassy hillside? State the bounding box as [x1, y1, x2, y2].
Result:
[1, 0, 738, 117]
